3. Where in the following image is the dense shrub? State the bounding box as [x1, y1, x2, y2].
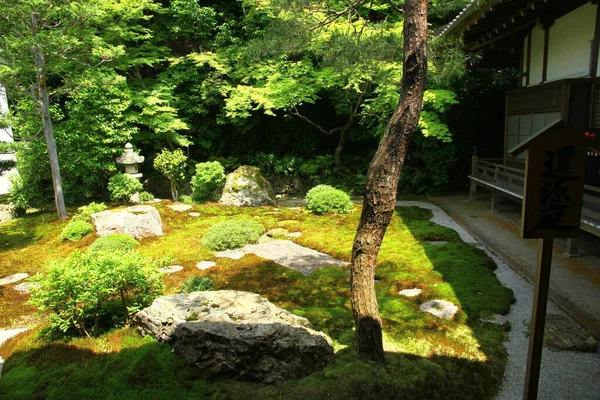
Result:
[7, 173, 27, 217]
[201, 219, 264, 251]
[153, 149, 188, 201]
[138, 191, 154, 202]
[191, 161, 226, 203]
[87, 234, 139, 256]
[181, 276, 215, 293]
[73, 202, 107, 222]
[29, 251, 164, 336]
[306, 185, 353, 214]
[108, 173, 143, 203]
[61, 220, 94, 242]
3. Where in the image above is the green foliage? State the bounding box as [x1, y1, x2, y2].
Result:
[7, 173, 27, 217]
[87, 234, 139, 256]
[180, 277, 215, 293]
[153, 149, 189, 200]
[60, 220, 94, 242]
[201, 219, 265, 251]
[73, 202, 107, 222]
[29, 251, 164, 337]
[306, 184, 353, 215]
[138, 191, 155, 202]
[108, 174, 143, 203]
[191, 161, 226, 203]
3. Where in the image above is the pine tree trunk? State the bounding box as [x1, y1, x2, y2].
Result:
[34, 43, 67, 220]
[350, 0, 428, 361]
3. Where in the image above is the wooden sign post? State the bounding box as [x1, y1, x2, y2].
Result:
[509, 120, 587, 400]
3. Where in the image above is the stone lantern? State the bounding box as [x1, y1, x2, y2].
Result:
[116, 143, 144, 179]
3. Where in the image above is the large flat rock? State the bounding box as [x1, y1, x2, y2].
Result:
[136, 290, 334, 383]
[91, 205, 163, 240]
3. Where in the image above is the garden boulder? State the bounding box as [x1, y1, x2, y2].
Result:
[219, 166, 275, 207]
[91, 205, 163, 240]
[135, 290, 334, 383]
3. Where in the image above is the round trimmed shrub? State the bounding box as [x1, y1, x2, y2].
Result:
[306, 185, 353, 214]
[88, 233, 139, 256]
[108, 173, 143, 203]
[73, 202, 107, 222]
[191, 161, 226, 203]
[138, 191, 154, 203]
[181, 277, 215, 293]
[201, 219, 265, 251]
[61, 220, 94, 242]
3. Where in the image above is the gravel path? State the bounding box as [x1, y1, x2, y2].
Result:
[396, 201, 600, 400]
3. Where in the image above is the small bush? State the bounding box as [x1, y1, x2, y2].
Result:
[61, 220, 94, 242]
[138, 191, 154, 202]
[191, 161, 226, 203]
[153, 148, 188, 201]
[181, 277, 214, 293]
[7, 173, 27, 217]
[108, 173, 143, 203]
[87, 234, 139, 256]
[201, 219, 265, 251]
[74, 202, 107, 222]
[306, 185, 353, 214]
[29, 251, 164, 336]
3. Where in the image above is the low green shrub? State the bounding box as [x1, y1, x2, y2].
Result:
[60, 220, 94, 242]
[29, 251, 164, 336]
[138, 191, 154, 202]
[306, 185, 353, 214]
[74, 202, 107, 222]
[7, 173, 27, 217]
[108, 173, 143, 203]
[201, 219, 265, 251]
[191, 161, 225, 203]
[181, 277, 215, 293]
[87, 233, 139, 256]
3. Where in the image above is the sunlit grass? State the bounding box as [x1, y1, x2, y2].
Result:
[0, 200, 514, 399]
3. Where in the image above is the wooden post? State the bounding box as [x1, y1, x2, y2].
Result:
[470, 151, 479, 201]
[491, 190, 500, 213]
[566, 238, 579, 258]
[523, 238, 554, 400]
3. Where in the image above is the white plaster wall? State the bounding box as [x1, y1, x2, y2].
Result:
[528, 25, 545, 85]
[547, 2, 596, 81]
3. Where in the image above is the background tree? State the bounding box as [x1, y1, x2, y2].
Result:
[350, 0, 428, 361]
[153, 148, 188, 201]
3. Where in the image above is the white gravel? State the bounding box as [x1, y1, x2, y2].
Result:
[396, 201, 600, 400]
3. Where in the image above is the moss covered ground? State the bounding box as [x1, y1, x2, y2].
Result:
[0, 201, 514, 399]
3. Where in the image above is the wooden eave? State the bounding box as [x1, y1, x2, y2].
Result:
[441, 0, 592, 51]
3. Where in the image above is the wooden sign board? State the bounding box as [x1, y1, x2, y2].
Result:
[509, 120, 587, 239]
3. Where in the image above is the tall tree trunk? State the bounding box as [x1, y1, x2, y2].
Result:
[350, 0, 428, 361]
[34, 42, 67, 219]
[334, 129, 347, 170]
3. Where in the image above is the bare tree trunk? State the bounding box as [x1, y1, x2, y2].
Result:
[350, 0, 428, 361]
[334, 129, 347, 170]
[34, 42, 68, 219]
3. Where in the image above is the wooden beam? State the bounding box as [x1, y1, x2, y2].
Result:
[526, 32, 532, 86]
[541, 25, 550, 82]
[590, 3, 600, 78]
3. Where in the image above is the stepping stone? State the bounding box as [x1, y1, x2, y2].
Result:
[168, 204, 192, 212]
[196, 261, 216, 270]
[427, 240, 448, 245]
[0, 273, 29, 286]
[420, 300, 458, 320]
[266, 228, 290, 237]
[285, 232, 302, 238]
[13, 282, 40, 294]
[481, 314, 509, 326]
[398, 288, 422, 297]
[159, 265, 184, 273]
[188, 212, 201, 217]
[216, 249, 245, 260]
[243, 240, 348, 276]
[524, 314, 598, 352]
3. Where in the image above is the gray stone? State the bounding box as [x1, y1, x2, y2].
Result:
[219, 166, 276, 207]
[266, 228, 289, 237]
[188, 212, 201, 217]
[0, 273, 29, 286]
[524, 314, 598, 352]
[481, 314, 509, 326]
[13, 282, 40, 294]
[0, 204, 14, 223]
[398, 288, 422, 297]
[420, 299, 459, 320]
[196, 261, 216, 270]
[91, 205, 163, 240]
[168, 204, 192, 212]
[427, 240, 448, 245]
[216, 249, 245, 260]
[159, 265, 183, 274]
[136, 290, 334, 383]
[285, 232, 302, 238]
[243, 240, 348, 276]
